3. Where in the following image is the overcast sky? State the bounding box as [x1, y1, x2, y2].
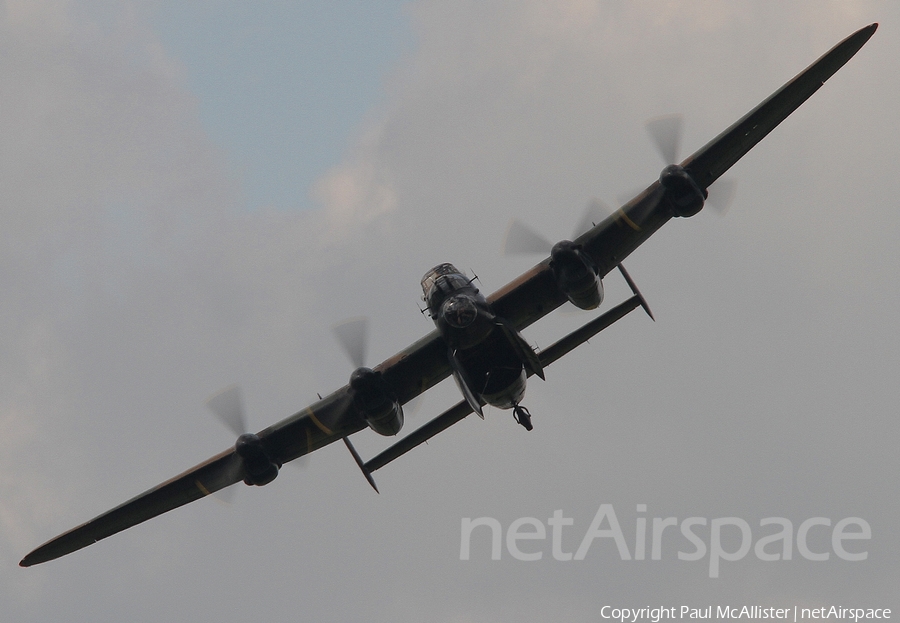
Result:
[2, 2, 898, 621]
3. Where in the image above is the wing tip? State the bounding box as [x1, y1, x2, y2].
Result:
[19, 540, 69, 567]
[19, 550, 43, 568]
[856, 23, 878, 44]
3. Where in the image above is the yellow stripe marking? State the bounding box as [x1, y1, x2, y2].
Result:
[615, 208, 641, 231]
[307, 407, 333, 435]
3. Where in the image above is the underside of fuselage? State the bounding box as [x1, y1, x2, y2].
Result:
[452, 327, 527, 410]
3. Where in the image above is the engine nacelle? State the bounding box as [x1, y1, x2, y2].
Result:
[235, 433, 279, 486]
[660, 164, 707, 217]
[550, 240, 604, 310]
[349, 367, 404, 436]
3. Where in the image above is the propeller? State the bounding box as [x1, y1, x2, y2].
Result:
[503, 220, 553, 256]
[206, 384, 307, 499]
[646, 114, 682, 166]
[332, 317, 368, 369]
[332, 316, 423, 418]
[706, 177, 737, 212]
[572, 198, 609, 242]
[645, 113, 736, 214]
[206, 384, 246, 438]
[204, 385, 247, 503]
[503, 198, 612, 257]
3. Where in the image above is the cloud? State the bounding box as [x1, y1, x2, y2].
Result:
[314, 123, 399, 235]
[0, 0, 238, 547]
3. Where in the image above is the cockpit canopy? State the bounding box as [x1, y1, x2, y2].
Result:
[421, 263, 468, 297]
[421, 263, 471, 315]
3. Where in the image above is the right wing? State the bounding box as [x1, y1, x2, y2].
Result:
[20, 449, 243, 567]
[20, 330, 453, 566]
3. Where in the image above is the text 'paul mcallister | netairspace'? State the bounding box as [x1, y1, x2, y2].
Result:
[598, 606, 891, 622]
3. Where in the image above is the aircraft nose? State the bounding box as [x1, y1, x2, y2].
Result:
[442, 294, 478, 328]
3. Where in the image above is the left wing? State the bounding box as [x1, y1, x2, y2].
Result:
[362, 23, 878, 473]
[489, 23, 878, 333]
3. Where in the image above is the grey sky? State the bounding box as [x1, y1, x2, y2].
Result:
[2, 2, 897, 621]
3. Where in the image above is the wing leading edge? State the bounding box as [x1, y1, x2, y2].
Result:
[490, 23, 878, 333]
[683, 23, 878, 190]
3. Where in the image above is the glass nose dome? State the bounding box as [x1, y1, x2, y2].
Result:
[442, 294, 478, 328]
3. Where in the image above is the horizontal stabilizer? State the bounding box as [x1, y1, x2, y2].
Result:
[343, 436, 379, 493]
[365, 400, 472, 473]
[617, 264, 653, 321]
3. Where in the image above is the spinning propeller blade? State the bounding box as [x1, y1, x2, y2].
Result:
[204, 385, 247, 502]
[504, 199, 611, 256]
[206, 385, 308, 484]
[572, 198, 610, 238]
[706, 177, 737, 214]
[503, 219, 553, 255]
[332, 317, 368, 369]
[646, 113, 736, 214]
[332, 317, 422, 417]
[206, 385, 246, 438]
[646, 113, 683, 165]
